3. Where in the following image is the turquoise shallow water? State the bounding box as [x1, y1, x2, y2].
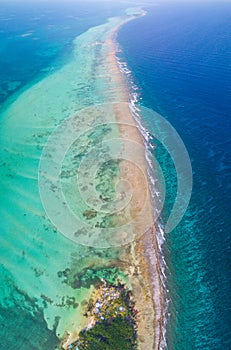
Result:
[0, 1, 129, 107]
[0, 2, 142, 348]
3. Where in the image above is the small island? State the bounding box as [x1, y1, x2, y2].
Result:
[62, 281, 138, 350]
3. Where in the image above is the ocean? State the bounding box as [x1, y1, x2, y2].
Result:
[0, 1, 231, 349]
[0, 1, 131, 348]
[118, 2, 231, 349]
[0, 0, 129, 107]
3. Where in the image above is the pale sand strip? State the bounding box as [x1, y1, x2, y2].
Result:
[102, 19, 165, 350]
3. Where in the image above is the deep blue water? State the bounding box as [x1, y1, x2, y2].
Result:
[118, 3, 231, 349]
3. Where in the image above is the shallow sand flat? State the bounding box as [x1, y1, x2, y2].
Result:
[0, 16, 127, 338]
[0, 8, 164, 349]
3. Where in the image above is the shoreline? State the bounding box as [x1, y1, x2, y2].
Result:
[111, 16, 166, 350]
[96, 11, 166, 349]
[63, 10, 166, 350]
[0, 7, 167, 349]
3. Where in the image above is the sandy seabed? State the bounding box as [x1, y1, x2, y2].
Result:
[64, 11, 165, 350]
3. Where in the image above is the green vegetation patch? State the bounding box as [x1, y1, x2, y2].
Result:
[75, 316, 136, 350]
[66, 283, 137, 350]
